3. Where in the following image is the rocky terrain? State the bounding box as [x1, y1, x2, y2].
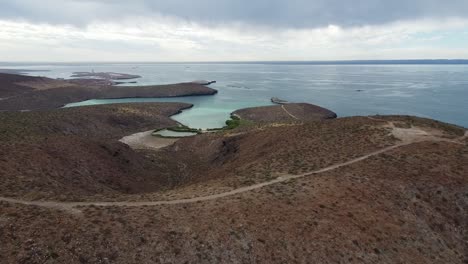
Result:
[0, 73, 217, 111]
[0, 73, 467, 263]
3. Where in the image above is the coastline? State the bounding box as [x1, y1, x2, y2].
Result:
[2, 63, 468, 128]
[0, 72, 218, 111]
[0, 69, 467, 263]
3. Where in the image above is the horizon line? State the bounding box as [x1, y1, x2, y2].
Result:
[2, 59, 468, 65]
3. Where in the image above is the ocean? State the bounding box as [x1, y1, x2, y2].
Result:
[2, 62, 467, 128]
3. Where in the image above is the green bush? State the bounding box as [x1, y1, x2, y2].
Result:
[222, 115, 252, 130]
[167, 126, 201, 134]
[225, 118, 241, 130]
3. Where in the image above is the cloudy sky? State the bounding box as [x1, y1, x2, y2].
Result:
[1, 0, 468, 62]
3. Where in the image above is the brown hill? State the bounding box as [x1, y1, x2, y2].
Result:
[0, 103, 192, 200]
[0, 73, 41, 98]
[0, 100, 467, 263]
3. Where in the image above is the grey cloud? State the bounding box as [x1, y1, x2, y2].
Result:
[0, 0, 146, 25]
[142, 0, 468, 27]
[1, 0, 468, 28]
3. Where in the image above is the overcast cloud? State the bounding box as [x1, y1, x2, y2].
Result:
[0, 0, 468, 61]
[2, 0, 468, 27]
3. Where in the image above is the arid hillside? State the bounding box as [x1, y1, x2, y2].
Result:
[0, 103, 192, 200]
[0, 101, 467, 263]
[0, 73, 52, 98]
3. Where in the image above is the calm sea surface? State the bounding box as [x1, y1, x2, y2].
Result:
[2, 63, 467, 128]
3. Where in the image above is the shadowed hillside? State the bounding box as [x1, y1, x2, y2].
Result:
[0, 103, 192, 200]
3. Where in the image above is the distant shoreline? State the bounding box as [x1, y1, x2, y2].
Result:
[2, 59, 468, 66]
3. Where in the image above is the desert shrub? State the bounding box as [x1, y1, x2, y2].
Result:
[167, 126, 201, 134]
[225, 118, 241, 130]
[223, 115, 252, 130]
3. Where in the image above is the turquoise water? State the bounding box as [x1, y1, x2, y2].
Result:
[65, 95, 263, 129]
[2, 63, 468, 128]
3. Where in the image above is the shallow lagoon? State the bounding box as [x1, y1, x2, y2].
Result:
[65, 96, 263, 129]
[4, 62, 468, 128]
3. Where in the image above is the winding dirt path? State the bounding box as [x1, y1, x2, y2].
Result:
[0, 119, 466, 213]
[0, 142, 424, 214]
[281, 104, 300, 120]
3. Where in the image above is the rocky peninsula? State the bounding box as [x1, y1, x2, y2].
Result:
[0, 73, 217, 111]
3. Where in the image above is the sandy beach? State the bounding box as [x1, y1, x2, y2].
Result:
[119, 130, 178, 150]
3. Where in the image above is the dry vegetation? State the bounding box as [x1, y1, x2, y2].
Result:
[0, 72, 467, 263]
[159, 117, 396, 189]
[0, 103, 193, 200]
[0, 138, 466, 263]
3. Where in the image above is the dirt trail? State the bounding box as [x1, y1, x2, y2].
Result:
[281, 105, 300, 120]
[0, 118, 465, 213]
[0, 143, 407, 214]
[0, 197, 83, 215]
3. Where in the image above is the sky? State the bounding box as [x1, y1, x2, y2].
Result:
[1, 0, 468, 62]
